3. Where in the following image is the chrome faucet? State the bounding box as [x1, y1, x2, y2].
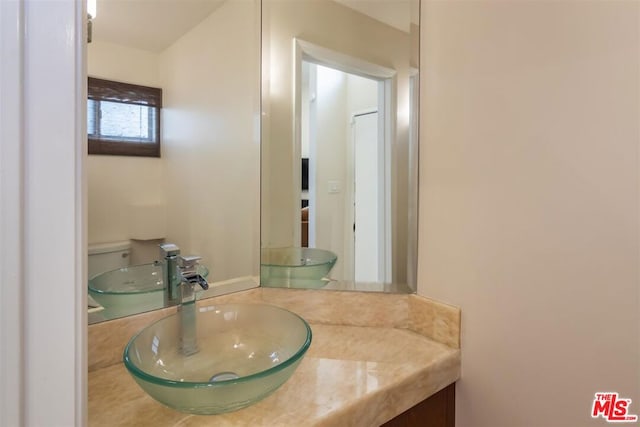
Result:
[160, 243, 181, 307]
[177, 255, 209, 355]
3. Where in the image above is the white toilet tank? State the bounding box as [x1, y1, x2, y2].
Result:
[88, 241, 131, 278]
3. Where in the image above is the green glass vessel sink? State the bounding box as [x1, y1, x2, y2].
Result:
[260, 247, 337, 288]
[89, 262, 208, 319]
[123, 303, 312, 415]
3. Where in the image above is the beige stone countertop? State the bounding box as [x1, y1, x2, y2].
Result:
[88, 289, 461, 426]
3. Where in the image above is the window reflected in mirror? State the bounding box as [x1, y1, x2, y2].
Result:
[88, 77, 162, 157]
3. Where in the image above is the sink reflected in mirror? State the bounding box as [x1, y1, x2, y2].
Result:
[123, 303, 312, 415]
[261, 247, 337, 289]
[88, 262, 209, 321]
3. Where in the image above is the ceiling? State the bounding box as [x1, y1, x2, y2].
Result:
[91, 0, 417, 53]
[92, 0, 226, 52]
[333, 0, 416, 33]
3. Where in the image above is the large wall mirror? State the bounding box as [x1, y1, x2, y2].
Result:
[87, 0, 261, 324]
[261, 0, 420, 293]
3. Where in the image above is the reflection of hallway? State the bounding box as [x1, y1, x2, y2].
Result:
[301, 61, 381, 281]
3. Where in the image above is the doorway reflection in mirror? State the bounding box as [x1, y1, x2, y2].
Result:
[261, 0, 419, 293]
[300, 62, 388, 284]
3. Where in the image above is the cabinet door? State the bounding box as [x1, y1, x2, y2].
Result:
[381, 383, 455, 427]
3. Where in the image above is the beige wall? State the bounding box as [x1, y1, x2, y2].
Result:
[314, 65, 349, 278]
[159, 0, 260, 281]
[87, 41, 165, 247]
[87, 41, 161, 86]
[418, 1, 639, 426]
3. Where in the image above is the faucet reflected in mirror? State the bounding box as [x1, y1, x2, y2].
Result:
[261, 0, 420, 293]
[87, 0, 260, 324]
[88, 243, 210, 323]
[160, 242, 182, 307]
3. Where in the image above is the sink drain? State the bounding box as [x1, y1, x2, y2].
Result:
[209, 371, 240, 382]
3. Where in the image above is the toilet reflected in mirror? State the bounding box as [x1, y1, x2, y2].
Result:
[88, 241, 131, 279]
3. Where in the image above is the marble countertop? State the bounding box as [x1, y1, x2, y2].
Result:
[88, 289, 461, 426]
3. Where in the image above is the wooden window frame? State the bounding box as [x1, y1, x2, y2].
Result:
[88, 77, 162, 157]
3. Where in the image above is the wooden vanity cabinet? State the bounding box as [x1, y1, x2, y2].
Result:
[381, 383, 455, 427]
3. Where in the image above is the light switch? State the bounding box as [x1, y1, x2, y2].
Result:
[328, 180, 341, 194]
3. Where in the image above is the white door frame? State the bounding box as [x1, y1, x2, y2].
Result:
[407, 68, 419, 291]
[1, 0, 87, 425]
